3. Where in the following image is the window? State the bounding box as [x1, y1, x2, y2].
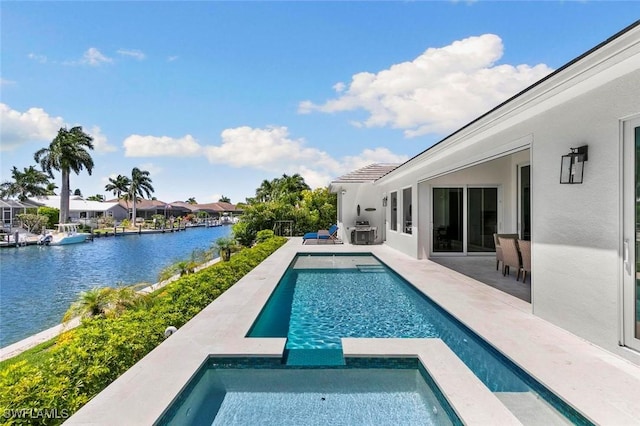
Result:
[403, 187, 412, 234]
[390, 191, 398, 231]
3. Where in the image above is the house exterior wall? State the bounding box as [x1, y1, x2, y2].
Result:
[528, 71, 639, 360]
[335, 182, 386, 244]
[365, 32, 640, 362]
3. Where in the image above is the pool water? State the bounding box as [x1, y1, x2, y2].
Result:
[0, 226, 231, 347]
[157, 358, 460, 426]
[248, 253, 592, 425]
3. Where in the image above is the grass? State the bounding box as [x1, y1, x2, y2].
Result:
[0, 339, 58, 372]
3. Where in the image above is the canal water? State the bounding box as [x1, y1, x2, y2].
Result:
[0, 226, 232, 347]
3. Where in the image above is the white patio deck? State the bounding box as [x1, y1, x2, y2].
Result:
[67, 238, 640, 425]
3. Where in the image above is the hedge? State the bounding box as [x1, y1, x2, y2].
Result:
[0, 236, 287, 425]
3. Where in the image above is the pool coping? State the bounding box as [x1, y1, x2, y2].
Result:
[67, 238, 640, 425]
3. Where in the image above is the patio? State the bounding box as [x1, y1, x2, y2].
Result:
[430, 256, 531, 303]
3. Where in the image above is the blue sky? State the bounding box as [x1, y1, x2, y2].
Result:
[2, 2, 639, 204]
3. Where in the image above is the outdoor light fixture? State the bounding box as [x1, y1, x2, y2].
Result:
[560, 145, 588, 184]
[341, 189, 347, 196]
[382, 195, 388, 207]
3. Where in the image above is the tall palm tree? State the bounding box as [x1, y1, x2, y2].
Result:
[34, 126, 94, 223]
[105, 174, 131, 199]
[128, 167, 154, 222]
[218, 195, 231, 203]
[186, 197, 197, 205]
[0, 165, 50, 201]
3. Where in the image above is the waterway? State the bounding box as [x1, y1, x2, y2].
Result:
[0, 226, 232, 347]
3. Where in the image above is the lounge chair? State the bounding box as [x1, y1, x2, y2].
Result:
[493, 233, 519, 274]
[499, 236, 522, 280]
[302, 225, 340, 244]
[518, 239, 531, 283]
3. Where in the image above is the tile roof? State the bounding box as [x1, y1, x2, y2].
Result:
[332, 163, 400, 183]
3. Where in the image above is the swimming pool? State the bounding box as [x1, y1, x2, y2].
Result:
[156, 357, 461, 426]
[248, 253, 592, 425]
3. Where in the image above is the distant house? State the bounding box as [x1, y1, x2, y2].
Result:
[110, 199, 190, 221]
[189, 201, 243, 220]
[30, 196, 128, 223]
[0, 198, 43, 229]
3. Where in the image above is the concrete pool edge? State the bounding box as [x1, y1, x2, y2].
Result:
[66, 238, 640, 425]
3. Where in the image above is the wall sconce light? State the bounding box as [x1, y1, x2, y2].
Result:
[382, 196, 388, 207]
[341, 189, 347, 196]
[560, 145, 588, 184]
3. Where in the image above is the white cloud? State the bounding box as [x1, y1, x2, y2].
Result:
[0, 78, 16, 86]
[167, 56, 179, 62]
[0, 103, 64, 151]
[123, 134, 203, 157]
[67, 48, 113, 66]
[27, 53, 47, 63]
[88, 126, 117, 153]
[120, 126, 407, 188]
[299, 34, 553, 137]
[204, 126, 408, 188]
[117, 49, 146, 60]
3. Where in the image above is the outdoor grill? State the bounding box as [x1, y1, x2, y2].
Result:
[352, 220, 376, 245]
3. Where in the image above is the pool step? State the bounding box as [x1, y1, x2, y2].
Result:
[284, 348, 346, 366]
[356, 264, 385, 273]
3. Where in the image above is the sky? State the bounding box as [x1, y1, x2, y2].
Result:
[1, 2, 639, 205]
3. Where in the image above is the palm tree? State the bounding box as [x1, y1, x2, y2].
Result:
[0, 165, 50, 201]
[218, 195, 231, 203]
[86, 194, 105, 201]
[255, 179, 274, 203]
[105, 174, 131, 200]
[186, 197, 197, 204]
[128, 167, 154, 223]
[45, 182, 58, 195]
[34, 126, 95, 223]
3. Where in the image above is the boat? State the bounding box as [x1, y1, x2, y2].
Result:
[39, 223, 90, 246]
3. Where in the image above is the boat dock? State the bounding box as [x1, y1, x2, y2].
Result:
[0, 221, 228, 248]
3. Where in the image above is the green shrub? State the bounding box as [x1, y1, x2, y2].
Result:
[37, 207, 59, 229]
[0, 237, 287, 425]
[256, 229, 275, 243]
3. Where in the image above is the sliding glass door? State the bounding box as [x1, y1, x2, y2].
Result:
[433, 188, 464, 253]
[519, 165, 531, 241]
[467, 188, 498, 252]
[433, 186, 499, 254]
[623, 117, 640, 350]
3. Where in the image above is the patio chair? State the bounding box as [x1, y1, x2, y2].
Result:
[302, 225, 340, 245]
[498, 236, 522, 280]
[518, 239, 531, 283]
[493, 233, 519, 274]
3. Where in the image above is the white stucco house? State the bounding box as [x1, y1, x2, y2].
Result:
[31, 195, 129, 223]
[331, 21, 640, 364]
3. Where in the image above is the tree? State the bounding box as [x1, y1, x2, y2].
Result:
[218, 195, 231, 203]
[35, 126, 95, 223]
[105, 174, 131, 199]
[86, 194, 105, 202]
[128, 167, 154, 223]
[73, 188, 82, 196]
[255, 179, 274, 202]
[15, 213, 48, 233]
[0, 165, 50, 201]
[186, 197, 197, 205]
[45, 182, 58, 195]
